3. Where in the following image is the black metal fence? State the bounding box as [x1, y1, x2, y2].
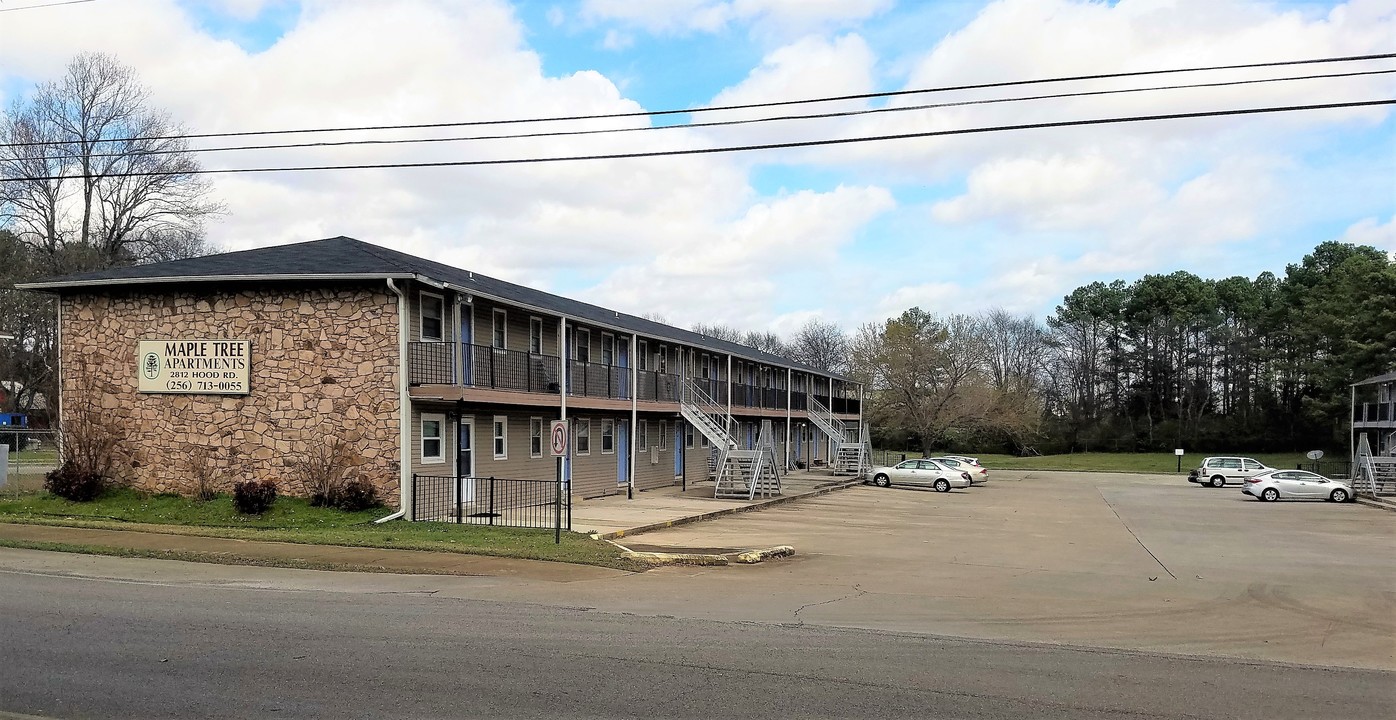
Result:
[412, 474, 569, 533]
[409, 342, 560, 393]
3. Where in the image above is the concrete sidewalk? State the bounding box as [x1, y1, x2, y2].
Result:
[570, 470, 862, 538]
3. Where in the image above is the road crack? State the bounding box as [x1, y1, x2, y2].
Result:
[792, 584, 867, 625]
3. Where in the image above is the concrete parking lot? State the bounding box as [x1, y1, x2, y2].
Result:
[608, 470, 1396, 669]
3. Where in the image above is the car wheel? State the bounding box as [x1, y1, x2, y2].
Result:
[1261, 487, 1280, 502]
[934, 479, 950, 493]
[873, 474, 891, 488]
[1209, 475, 1226, 488]
[1330, 488, 1348, 503]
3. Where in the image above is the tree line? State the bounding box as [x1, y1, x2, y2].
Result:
[0, 53, 217, 417]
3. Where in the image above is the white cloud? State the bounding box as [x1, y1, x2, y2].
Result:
[1341, 215, 1396, 254]
[601, 28, 633, 51]
[581, 0, 892, 37]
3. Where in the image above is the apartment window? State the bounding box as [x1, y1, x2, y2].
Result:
[601, 419, 614, 454]
[701, 354, 711, 379]
[530, 417, 543, 458]
[421, 413, 444, 464]
[601, 333, 615, 365]
[420, 292, 444, 342]
[576, 328, 591, 363]
[493, 416, 507, 459]
[529, 317, 543, 354]
[700, 432, 709, 448]
[575, 418, 591, 456]
[685, 422, 694, 449]
[638, 340, 649, 370]
[659, 421, 668, 451]
[637, 420, 648, 449]
[492, 309, 507, 349]
[658, 345, 668, 374]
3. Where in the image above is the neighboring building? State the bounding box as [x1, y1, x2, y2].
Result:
[19, 236, 862, 512]
[1353, 371, 1396, 457]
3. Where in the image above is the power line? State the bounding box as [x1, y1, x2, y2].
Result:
[19, 67, 1395, 162]
[2, 51, 1393, 149]
[0, 0, 97, 12]
[2, 98, 1390, 182]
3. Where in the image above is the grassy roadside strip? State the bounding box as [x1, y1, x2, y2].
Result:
[0, 537, 471, 576]
[0, 490, 643, 571]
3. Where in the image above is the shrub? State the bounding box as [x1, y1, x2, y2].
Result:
[186, 447, 222, 502]
[331, 477, 380, 512]
[232, 479, 277, 515]
[44, 461, 107, 501]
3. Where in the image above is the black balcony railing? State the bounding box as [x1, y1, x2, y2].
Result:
[409, 342, 560, 393]
[635, 369, 680, 402]
[1356, 402, 1395, 423]
[791, 391, 808, 411]
[567, 360, 630, 399]
[412, 475, 568, 531]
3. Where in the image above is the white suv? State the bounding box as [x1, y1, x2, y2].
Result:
[1188, 457, 1272, 487]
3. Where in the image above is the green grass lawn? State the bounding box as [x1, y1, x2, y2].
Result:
[0, 489, 640, 570]
[873, 451, 1319, 474]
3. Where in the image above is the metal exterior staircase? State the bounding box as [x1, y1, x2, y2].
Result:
[714, 420, 782, 499]
[681, 378, 734, 450]
[1355, 435, 1396, 497]
[833, 422, 871, 477]
[807, 394, 847, 443]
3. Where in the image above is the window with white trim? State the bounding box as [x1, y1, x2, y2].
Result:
[576, 328, 591, 363]
[492, 309, 507, 349]
[601, 419, 614, 454]
[685, 422, 694, 449]
[700, 431, 709, 448]
[420, 292, 444, 342]
[575, 418, 591, 455]
[529, 317, 543, 354]
[493, 416, 507, 459]
[421, 413, 445, 464]
[638, 340, 648, 370]
[530, 417, 543, 458]
[657, 345, 667, 374]
[700, 354, 711, 379]
[659, 421, 668, 451]
[637, 419, 648, 449]
[601, 333, 614, 365]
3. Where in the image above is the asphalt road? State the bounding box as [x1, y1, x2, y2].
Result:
[1, 563, 1392, 720]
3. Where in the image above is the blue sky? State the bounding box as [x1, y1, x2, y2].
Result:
[1, 0, 1392, 333]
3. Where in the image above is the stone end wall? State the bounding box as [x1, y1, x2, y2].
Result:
[59, 285, 402, 507]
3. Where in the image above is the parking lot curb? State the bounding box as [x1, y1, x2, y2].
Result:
[1355, 496, 1396, 512]
[598, 478, 864, 540]
[731, 545, 795, 564]
[620, 550, 730, 566]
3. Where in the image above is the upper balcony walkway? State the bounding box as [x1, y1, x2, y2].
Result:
[407, 341, 860, 416]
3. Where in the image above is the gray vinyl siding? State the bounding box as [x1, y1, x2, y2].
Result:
[408, 284, 453, 344]
[410, 404, 455, 478]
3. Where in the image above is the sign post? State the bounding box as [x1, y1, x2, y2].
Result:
[1175, 448, 1185, 474]
[550, 420, 569, 545]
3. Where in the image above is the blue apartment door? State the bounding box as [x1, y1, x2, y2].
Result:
[674, 422, 684, 477]
[617, 421, 629, 487]
[618, 342, 630, 398]
[459, 313, 473, 386]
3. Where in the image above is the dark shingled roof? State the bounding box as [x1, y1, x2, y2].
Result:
[18, 236, 846, 379]
[1353, 371, 1396, 387]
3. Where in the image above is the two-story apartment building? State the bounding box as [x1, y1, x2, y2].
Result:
[20, 237, 863, 513]
[1353, 371, 1396, 457]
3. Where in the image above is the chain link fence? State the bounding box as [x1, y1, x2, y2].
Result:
[1, 428, 57, 493]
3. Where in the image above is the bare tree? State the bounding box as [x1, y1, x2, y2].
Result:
[787, 318, 849, 373]
[0, 52, 221, 268]
[742, 330, 788, 356]
[692, 323, 746, 344]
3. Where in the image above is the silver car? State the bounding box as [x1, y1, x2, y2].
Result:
[1188, 456, 1272, 487]
[868, 459, 972, 493]
[931, 456, 989, 485]
[1243, 469, 1354, 502]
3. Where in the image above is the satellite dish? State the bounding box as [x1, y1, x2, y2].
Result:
[1306, 450, 1324, 461]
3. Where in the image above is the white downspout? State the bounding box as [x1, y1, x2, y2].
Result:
[630, 334, 638, 499]
[785, 367, 792, 471]
[379, 279, 411, 523]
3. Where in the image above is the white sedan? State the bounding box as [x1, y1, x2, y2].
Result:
[930, 456, 989, 485]
[1242, 470, 1355, 503]
[867, 459, 972, 493]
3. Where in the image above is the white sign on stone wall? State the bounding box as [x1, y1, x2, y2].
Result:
[137, 340, 251, 395]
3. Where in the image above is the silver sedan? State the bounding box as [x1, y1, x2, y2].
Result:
[867, 459, 972, 493]
[1242, 470, 1355, 502]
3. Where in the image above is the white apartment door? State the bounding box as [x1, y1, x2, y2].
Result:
[456, 418, 475, 503]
